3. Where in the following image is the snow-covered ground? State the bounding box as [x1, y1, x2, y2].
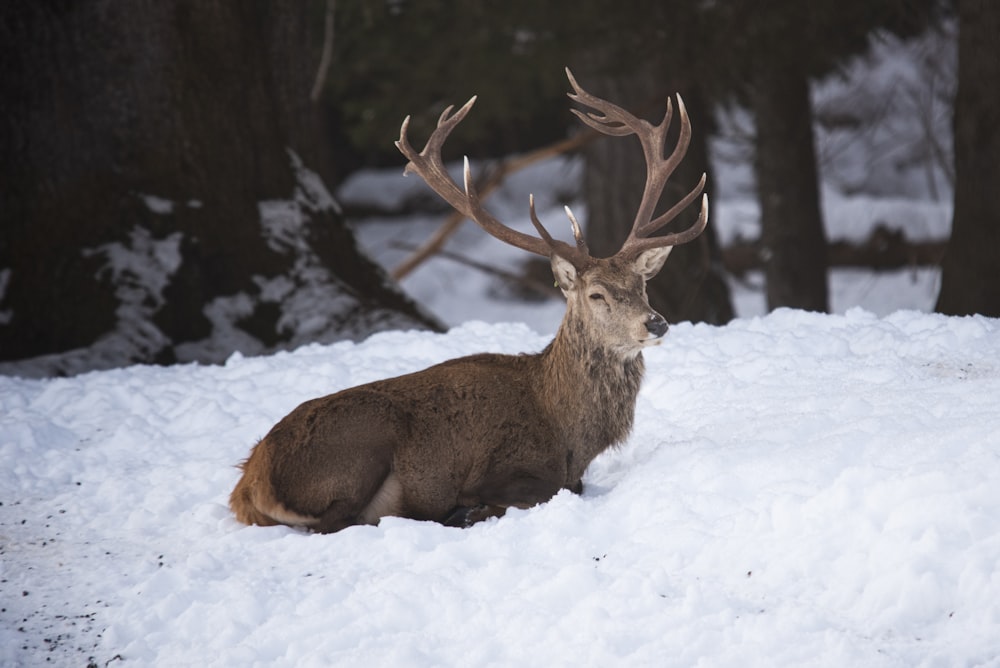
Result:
[3, 311, 1000, 667]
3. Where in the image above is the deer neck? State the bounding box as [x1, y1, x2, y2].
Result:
[539, 312, 645, 473]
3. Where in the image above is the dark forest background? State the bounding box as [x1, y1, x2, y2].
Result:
[1, 0, 997, 376]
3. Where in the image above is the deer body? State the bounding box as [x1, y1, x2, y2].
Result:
[230, 69, 708, 533]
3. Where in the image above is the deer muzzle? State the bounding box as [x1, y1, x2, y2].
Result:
[645, 312, 669, 340]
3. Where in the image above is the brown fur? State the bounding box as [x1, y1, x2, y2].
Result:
[229, 253, 672, 532]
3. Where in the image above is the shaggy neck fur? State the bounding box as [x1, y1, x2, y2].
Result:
[538, 308, 645, 479]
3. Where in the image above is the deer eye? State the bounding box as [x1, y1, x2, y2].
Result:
[589, 292, 607, 302]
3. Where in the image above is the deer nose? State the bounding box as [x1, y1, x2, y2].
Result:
[645, 313, 668, 338]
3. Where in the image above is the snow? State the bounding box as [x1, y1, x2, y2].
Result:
[2, 311, 1000, 666]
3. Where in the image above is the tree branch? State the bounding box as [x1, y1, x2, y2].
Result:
[389, 241, 556, 298]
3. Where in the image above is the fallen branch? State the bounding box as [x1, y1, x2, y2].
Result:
[389, 241, 556, 298]
[723, 224, 947, 275]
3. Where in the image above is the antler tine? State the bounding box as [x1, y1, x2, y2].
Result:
[563, 205, 590, 254]
[566, 67, 647, 137]
[623, 193, 709, 258]
[635, 172, 706, 239]
[527, 194, 555, 244]
[529, 194, 592, 267]
[396, 98, 559, 260]
[565, 68, 708, 259]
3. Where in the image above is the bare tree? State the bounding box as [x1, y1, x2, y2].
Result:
[936, 0, 1000, 316]
[751, 54, 829, 312]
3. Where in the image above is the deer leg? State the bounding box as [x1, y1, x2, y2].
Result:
[438, 472, 566, 528]
[308, 466, 401, 534]
[441, 504, 507, 528]
[310, 501, 364, 534]
[444, 472, 562, 526]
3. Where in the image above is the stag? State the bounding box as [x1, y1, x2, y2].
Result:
[230, 68, 708, 533]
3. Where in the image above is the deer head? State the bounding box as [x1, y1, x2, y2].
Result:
[395, 68, 708, 355]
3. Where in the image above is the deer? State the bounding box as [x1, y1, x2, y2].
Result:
[229, 68, 708, 533]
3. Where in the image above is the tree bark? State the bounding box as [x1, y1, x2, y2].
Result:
[0, 1, 438, 375]
[935, 0, 1000, 316]
[579, 66, 734, 325]
[752, 59, 829, 312]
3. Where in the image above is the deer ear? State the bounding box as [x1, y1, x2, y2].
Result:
[550, 254, 579, 291]
[633, 247, 672, 280]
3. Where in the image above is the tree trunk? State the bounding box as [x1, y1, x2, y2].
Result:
[0, 1, 438, 376]
[752, 59, 829, 312]
[580, 66, 734, 325]
[935, 0, 1000, 316]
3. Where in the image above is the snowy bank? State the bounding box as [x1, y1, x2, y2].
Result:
[2, 310, 999, 667]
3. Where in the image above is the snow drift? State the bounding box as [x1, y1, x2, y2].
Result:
[2, 309, 999, 667]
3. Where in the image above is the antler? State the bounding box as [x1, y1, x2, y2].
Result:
[395, 70, 707, 267]
[396, 98, 593, 268]
[565, 67, 708, 259]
